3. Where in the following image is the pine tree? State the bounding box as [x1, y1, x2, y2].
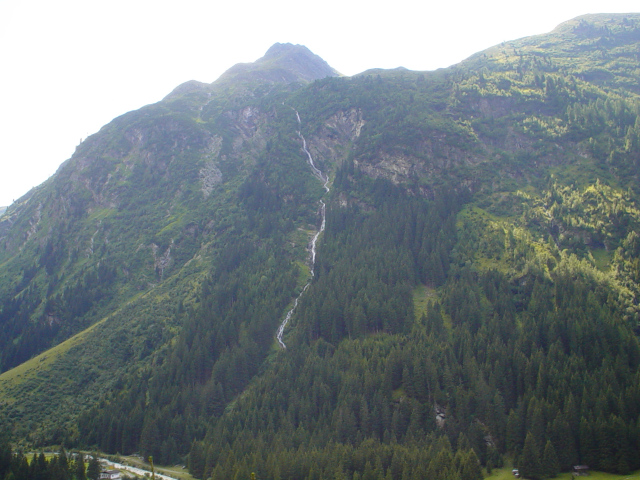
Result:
[542, 440, 560, 478]
[75, 453, 87, 480]
[14, 454, 29, 480]
[0, 442, 11, 479]
[189, 440, 206, 479]
[140, 417, 161, 461]
[550, 411, 577, 471]
[579, 417, 595, 467]
[32, 453, 48, 480]
[460, 450, 483, 480]
[52, 448, 71, 480]
[520, 433, 543, 479]
[507, 408, 526, 453]
[87, 455, 101, 480]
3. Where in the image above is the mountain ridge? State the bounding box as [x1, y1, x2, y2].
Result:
[1, 14, 640, 479]
[163, 42, 340, 102]
[218, 42, 340, 84]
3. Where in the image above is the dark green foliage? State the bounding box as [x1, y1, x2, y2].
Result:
[0, 444, 80, 480]
[296, 181, 458, 343]
[542, 440, 560, 478]
[459, 449, 483, 480]
[74, 454, 86, 480]
[86, 456, 100, 480]
[0, 443, 11, 480]
[176, 248, 640, 479]
[76, 178, 462, 464]
[520, 433, 542, 479]
[2, 13, 640, 480]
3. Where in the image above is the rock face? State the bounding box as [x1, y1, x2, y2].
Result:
[435, 405, 446, 429]
[308, 108, 365, 168]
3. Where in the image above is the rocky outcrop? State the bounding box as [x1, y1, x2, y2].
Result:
[308, 108, 365, 168]
[152, 241, 173, 280]
[200, 136, 223, 197]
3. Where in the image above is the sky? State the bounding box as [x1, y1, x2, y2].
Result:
[0, 0, 638, 207]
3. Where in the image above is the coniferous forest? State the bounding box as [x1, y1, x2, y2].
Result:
[0, 444, 113, 480]
[2, 13, 640, 480]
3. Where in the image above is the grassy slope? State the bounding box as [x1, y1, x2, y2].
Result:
[0, 290, 147, 402]
[0, 255, 208, 443]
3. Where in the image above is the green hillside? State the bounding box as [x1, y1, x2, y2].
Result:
[1, 15, 640, 480]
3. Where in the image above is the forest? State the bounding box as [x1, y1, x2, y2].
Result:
[1, 13, 640, 480]
[0, 444, 107, 480]
[76, 169, 640, 480]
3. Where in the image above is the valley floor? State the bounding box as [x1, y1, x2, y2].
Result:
[94, 455, 195, 480]
[485, 468, 640, 480]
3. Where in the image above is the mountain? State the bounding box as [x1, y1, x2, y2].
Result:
[0, 41, 339, 375]
[218, 42, 340, 84]
[1, 13, 640, 480]
[163, 43, 340, 102]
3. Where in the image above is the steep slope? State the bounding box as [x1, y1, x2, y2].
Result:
[0, 41, 340, 375]
[1, 13, 640, 480]
[0, 44, 335, 443]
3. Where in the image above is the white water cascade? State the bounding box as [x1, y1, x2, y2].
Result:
[276, 111, 330, 349]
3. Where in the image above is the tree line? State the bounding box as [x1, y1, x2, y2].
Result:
[0, 444, 105, 480]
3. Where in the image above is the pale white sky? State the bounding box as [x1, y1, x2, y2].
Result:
[0, 0, 638, 207]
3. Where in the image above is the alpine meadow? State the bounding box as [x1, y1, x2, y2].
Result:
[2, 13, 640, 480]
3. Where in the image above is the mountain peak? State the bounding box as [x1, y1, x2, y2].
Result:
[263, 42, 305, 56]
[218, 43, 340, 85]
[262, 42, 314, 60]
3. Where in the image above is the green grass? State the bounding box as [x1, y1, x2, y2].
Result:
[486, 467, 640, 480]
[86, 207, 116, 222]
[116, 455, 196, 480]
[590, 248, 612, 271]
[413, 284, 436, 321]
[583, 472, 640, 480]
[0, 290, 147, 403]
[0, 325, 98, 403]
[294, 260, 311, 289]
[485, 466, 517, 480]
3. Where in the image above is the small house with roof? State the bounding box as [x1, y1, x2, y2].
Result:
[99, 470, 121, 480]
[573, 466, 590, 476]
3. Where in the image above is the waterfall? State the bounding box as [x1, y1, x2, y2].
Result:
[276, 111, 330, 349]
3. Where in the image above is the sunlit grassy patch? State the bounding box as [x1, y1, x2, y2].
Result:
[413, 284, 437, 322]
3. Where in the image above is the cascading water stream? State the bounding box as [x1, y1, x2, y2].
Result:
[276, 111, 330, 349]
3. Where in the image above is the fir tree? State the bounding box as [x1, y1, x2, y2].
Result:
[460, 450, 483, 480]
[87, 455, 101, 480]
[0, 442, 11, 479]
[75, 453, 87, 480]
[520, 433, 543, 479]
[542, 440, 560, 478]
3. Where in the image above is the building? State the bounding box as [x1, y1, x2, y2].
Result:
[573, 465, 590, 476]
[99, 470, 122, 480]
